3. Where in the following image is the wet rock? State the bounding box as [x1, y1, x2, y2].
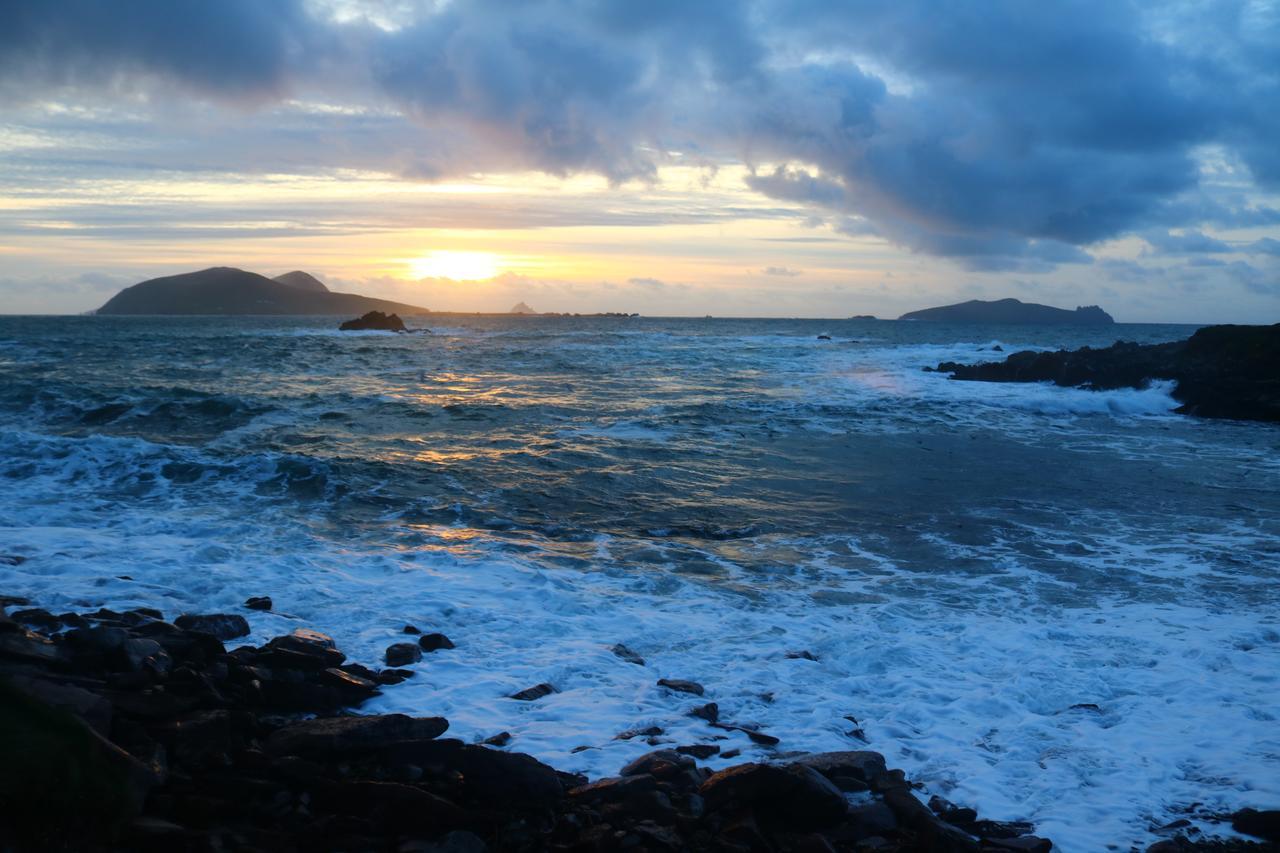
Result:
[377, 668, 415, 685]
[570, 774, 658, 803]
[690, 702, 719, 723]
[65, 625, 130, 654]
[712, 722, 780, 746]
[847, 802, 898, 837]
[418, 632, 455, 652]
[384, 642, 423, 667]
[266, 714, 449, 758]
[929, 795, 979, 825]
[1233, 808, 1280, 843]
[510, 682, 557, 701]
[0, 628, 63, 664]
[882, 787, 980, 852]
[616, 725, 664, 741]
[173, 613, 250, 641]
[611, 643, 646, 665]
[403, 624, 422, 634]
[123, 638, 172, 674]
[699, 762, 847, 828]
[657, 678, 704, 696]
[244, 596, 272, 611]
[793, 751, 888, 787]
[786, 650, 818, 661]
[483, 731, 511, 747]
[392, 739, 565, 808]
[968, 819, 1036, 839]
[10, 608, 61, 632]
[320, 666, 380, 698]
[677, 744, 720, 759]
[620, 749, 696, 780]
[986, 837, 1053, 853]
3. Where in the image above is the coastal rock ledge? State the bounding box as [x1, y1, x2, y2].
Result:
[1, 598, 1272, 851]
[930, 323, 1280, 422]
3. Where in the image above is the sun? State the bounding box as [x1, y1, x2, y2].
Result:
[408, 250, 501, 281]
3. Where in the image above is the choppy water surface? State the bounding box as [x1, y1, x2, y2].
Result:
[2, 315, 1277, 850]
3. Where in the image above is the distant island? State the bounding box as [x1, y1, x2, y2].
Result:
[899, 298, 1114, 325]
[96, 267, 431, 316]
[509, 301, 538, 315]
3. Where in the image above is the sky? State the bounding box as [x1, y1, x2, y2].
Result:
[1, 0, 1278, 321]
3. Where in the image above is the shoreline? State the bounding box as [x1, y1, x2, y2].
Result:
[3, 598, 1275, 852]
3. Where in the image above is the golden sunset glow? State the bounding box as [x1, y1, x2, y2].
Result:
[408, 250, 501, 281]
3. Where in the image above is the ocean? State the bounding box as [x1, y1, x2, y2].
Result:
[1, 314, 1277, 850]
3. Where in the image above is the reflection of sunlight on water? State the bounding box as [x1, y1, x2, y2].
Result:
[847, 368, 914, 395]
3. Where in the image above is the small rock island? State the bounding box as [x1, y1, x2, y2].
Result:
[900, 298, 1114, 325]
[339, 311, 408, 332]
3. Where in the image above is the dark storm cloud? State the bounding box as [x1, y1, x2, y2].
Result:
[3, 0, 1278, 271]
[0, 0, 315, 99]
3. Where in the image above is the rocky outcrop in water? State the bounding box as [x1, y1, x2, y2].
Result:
[930, 323, 1280, 422]
[900, 298, 1114, 325]
[339, 310, 408, 332]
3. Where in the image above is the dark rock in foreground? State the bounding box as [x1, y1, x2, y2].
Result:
[900, 297, 1114, 325]
[8, 596, 1191, 853]
[340, 310, 408, 332]
[930, 323, 1280, 422]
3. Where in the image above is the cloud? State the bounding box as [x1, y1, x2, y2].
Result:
[1248, 237, 1280, 257]
[1143, 230, 1233, 255]
[762, 266, 801, 277]
[2, 0, 1279, 273]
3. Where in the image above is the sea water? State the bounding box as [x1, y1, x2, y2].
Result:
[1, 315, 1276, 850]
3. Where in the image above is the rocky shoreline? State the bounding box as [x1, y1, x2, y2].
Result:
[2, 598, 1276, 852]
[928, 323, 1280, 422]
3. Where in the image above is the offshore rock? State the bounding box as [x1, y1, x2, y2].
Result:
[340, 310, 407, 332]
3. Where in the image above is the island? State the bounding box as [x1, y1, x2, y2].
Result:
[929, 323, 1280, 422]
[899, 298, 1114, 325]
[509, 301, 538, 315]
[96, 267, 431, 316]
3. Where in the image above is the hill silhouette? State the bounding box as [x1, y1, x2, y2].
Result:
[899, 298, 1113, 325]
[97, 267, 430, 316]
[272, 271, 329, 293]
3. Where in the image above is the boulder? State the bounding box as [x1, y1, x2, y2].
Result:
[340, 311, 407, 332]
[793, 751, 888, 787]
[244, 596, 272, 611]
[620, 750, 695, 780]
[1232, 808, 1280, 843]
[611, 643, 646, 665]
[510, 683, 557, 701]
[657, 678, 704, 696]
[418, 632, 455, 652]
[173, 614, 250, 640]
[699, 762, 848, 828]
[266, 714, 449, 758]
[384, 642, 422, 667]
